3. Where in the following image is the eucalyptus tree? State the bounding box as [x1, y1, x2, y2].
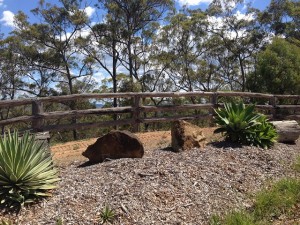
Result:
[1, 34, 58, 98]
[99, 0, 174, 90]
[206, 0, 264, 91]
[13, 0, 95, 139]
[156, 8, 211, 93]
[13, 0, 94, 96]
[0, 36, 27, 133]
[259, 0, 300, 45]
[75, 12, 123, 109]
[0, 36, 25, 101]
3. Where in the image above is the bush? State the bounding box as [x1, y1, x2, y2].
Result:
[214, 102, 277, 148]
[250, 115, 278, 149]
[0, 130, 60, 210]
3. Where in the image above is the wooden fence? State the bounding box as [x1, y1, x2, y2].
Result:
[0, 91, 300, 133]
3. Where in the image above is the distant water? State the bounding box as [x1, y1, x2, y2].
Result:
[95, 103, 103, 108]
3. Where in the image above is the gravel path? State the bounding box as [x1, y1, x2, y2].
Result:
[1, 140, 299, 225]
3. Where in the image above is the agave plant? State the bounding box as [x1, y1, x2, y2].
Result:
[214, 102, 277, 148]
[0, 219, 15, 225]
[214, 102, 261, 143]
[250, 115, 278, 149]
[0, 130, 60, 210]
[99, 205, 116, 224]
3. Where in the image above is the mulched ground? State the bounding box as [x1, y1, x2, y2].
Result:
[1, 130, 299, 224]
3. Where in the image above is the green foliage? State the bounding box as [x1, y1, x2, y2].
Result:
[214, 102, 277, 148]
[0, 130, 60, 210]
[250, 115, 278, 149]
[209, 215, 222, 225]
[211, 177, 300, 224]
[55, 217, 64, 225]
[247, 37, 300, 95]
[210, 211, 256, 225]
[292, 156, 300, 173]
[214, 101, 261, 143]
[223, 211, 256, 225]
[99, 205, 116, 224]
[0, 220, 15, 225]
[254, 178, 300, 220]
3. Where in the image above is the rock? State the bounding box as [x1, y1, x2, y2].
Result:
[82, 130, 144, 163]
[270, 120, 300, 143]
[171, 120, 206, 152]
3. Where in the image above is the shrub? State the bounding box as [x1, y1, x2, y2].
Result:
[0, 130, 60, 210]
[250, 115, 278, 149]
[214, 102, 277, 148]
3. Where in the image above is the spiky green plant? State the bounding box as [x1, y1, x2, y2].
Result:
[99, 205, 116, 224]
[0, 219, 15, 225]
[0, 130, 60, 210]
[214, 102, 261, 143]
[214, 102, 277, 148]
[250, 115, 278, 149]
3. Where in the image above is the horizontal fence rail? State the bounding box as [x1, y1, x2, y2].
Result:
[0, 91, 300, 133]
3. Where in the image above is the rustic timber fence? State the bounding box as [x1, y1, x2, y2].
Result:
[0, 91, 300, 134]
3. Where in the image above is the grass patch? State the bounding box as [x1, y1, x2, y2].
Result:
[210, 211, 255, 225]
[254, 178, 300, 220]
[210, 155, 300, 224]
[211, 178, 300, 225]
[292, 156, 300, 173]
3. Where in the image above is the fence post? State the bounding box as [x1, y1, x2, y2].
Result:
[210, 93, 218, 113]
[32, 100, 44, 132]
[210, 93, 218, 126]
[132, 95, 141, 132]
[269, 96, 277, 120]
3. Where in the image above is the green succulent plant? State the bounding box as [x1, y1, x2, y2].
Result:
[0, 219, 15, 225]
[214, 102, 261, 143]
[250, 115, 278, 149]
[214, 102, 277, 148]
[99, 205, 116, 224]
[0, 130, 60, 210]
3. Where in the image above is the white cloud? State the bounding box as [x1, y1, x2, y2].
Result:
[83, 6, 95, 18]
[177, 0, 213, 6]
[0, 10, 15, 27]
[207, 10, 255, 40]
[0, 0, 4, 6]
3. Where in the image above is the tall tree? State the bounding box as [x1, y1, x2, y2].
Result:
[157, 8, 210, 92]
[13, 0, 95, 139]
[247, 37, 300, 95]
[259, 0, 300, 43]
[13, 0, 93, 96]
[206, 0, 264, 91]
[76, 12, 123, 108]
[99, 0, 174, 90]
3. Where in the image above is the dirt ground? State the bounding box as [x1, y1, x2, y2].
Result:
[51, 127, 220, 165]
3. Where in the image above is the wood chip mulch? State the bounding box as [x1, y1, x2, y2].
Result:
[1, 138, 300, 225]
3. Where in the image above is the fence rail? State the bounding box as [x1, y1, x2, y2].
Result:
[1, 91, 300, 133]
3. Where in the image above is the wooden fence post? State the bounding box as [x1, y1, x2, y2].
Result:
[269, 96, 277, 120]
[210, 93, 218, 126]
[32, 100, 44, 132]
[132, 95, 141, 132]
[210, 93, 218, 114]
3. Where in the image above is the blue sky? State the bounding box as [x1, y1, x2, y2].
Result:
[0, 0, 271, 35]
